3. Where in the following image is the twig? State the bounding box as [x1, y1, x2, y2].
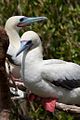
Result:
[29, 102, 36, 112]
[56, 102, 80, 114]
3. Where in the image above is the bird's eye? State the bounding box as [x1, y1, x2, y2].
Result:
[20, 17, 25, 22]
[20, 40, 32, 45]
[27, 40, 32, 45]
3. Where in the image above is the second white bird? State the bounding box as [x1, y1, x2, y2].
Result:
[16, 31, 80, 105]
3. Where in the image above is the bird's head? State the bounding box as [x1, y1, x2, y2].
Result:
[16, 31, 41, 56]
[5, 16, 47, 31]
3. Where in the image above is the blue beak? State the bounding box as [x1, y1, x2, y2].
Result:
[16, 40, 32, 57]
[17, 16, 47, 27]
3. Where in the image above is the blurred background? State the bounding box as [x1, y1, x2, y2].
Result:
[0, 0, 80, 120]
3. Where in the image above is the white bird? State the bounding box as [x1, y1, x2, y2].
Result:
[5, 16, 47, 78]
[16, 31, 80, 108]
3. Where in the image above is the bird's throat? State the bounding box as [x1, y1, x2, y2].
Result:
[6, 27, 20, 49]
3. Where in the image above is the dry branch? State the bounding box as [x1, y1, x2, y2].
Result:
[56, 102, 80, 114]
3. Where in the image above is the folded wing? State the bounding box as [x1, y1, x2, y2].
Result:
[41, 60, 80, 90]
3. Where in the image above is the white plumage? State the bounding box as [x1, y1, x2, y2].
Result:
[16, 31, 80, 105]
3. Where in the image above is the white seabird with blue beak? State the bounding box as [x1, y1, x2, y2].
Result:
[16, 31, 80, 109]
[5, 16, 47, 78]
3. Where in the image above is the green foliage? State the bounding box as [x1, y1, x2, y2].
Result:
[0, 0, 80, 63]
[0, 0, 80, 119]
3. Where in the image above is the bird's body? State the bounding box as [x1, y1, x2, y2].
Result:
[16, 31, 80, 105]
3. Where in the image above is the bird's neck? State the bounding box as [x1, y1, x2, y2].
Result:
[5, 27, 20, 49]
[24, 44, 43, 64]
[21, 44, 43, 80]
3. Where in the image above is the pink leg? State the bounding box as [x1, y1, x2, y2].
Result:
[42, 98, 57, 112]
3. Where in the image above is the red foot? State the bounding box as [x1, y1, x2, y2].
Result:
[26, 92, 57, 112]
[42, 98, 57, 112]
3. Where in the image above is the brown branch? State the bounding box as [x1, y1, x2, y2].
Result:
[0, 27, 10, 119]
[56, 102, 80, 114]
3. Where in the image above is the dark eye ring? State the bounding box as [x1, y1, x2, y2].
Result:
[20, 18, 25, 22]
[27, 40, 32, 45]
